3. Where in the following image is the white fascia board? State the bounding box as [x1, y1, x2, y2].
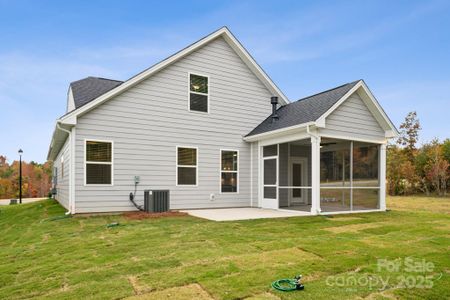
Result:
[318, 132, 387, 144]
[243, 121, 315, 142]
[46, 126, 57, 160]
[357, 81, 399, 136]
[60, 27, 289, 123]
[47, 122, 72, 161]
[66, 86, 75, 113]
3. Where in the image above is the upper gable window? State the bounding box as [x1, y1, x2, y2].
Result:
[189, 73, 208, 113]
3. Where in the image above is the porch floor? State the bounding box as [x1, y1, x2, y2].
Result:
[181, 207, 310, 221]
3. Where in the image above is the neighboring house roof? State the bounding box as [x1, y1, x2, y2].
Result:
[246, 80, 360, 137]
[58, 26, 289, 124]
[70, 77, 123, 110]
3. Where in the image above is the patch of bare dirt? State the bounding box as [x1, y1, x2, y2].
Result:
[128, 275, 148, 295]
[363, 289, 399, 299]
[123, 211, 188, 220]
[124, 283, 213, 300]
[327, 217, 363, 222]
[245, 292, 281, 299]
[324, 222, 383, 234]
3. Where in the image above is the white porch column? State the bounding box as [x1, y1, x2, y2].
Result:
[310, 135, 321, 215]
[379, 143, 387, 211]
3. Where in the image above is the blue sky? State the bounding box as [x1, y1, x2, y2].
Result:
[1, 0, 449, 163]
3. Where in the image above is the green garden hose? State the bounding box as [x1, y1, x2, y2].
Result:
[272, 275, 304, 292]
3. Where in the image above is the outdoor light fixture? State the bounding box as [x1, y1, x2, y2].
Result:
[18, 149, 23, 204]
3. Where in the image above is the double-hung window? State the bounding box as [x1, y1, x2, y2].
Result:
[177, 147, 197, 185]
[189, 73, 208, 112]
[221, 150, 238, 193]
[85, 140, 113, 185]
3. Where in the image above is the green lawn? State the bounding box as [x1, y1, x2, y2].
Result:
[0, 196, 448, 300]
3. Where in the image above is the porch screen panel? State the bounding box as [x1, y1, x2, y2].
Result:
[264, 187, 277, 199]
[264, 159, 277, 185]
[263, 145, 277, 157]
[319, 139, 381, 212]
[352, 188, 379, 210]
[320, 140, 350, 187]
[353, 142, 379, 187]
[320, 189, 351, 212]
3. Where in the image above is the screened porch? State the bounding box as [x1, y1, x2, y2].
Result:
[261, 137, 384, 214]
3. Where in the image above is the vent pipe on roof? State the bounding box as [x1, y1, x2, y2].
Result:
[271, 96, 279, 122]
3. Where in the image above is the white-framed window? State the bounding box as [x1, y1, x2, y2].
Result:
[61, 156, 64, 179]
[85, 140, 113, 185]
[221, 150, 238, 193]
[177, 146, 198, 186]
[189, 73, 208, 113]
[53, 166, 58, 186]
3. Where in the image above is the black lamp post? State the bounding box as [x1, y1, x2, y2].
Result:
[18, 149, 23, 204]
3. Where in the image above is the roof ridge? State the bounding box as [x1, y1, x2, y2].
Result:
[90, 76, 124, 83]
[70, 76, 123, 86]
[293, 79, 361, 103]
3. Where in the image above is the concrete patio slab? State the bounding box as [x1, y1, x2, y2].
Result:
[180, 207, 310, 221]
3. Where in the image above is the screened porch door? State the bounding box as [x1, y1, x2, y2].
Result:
[262, 156, 278, 209]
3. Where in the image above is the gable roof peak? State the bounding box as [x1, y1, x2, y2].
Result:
[59, 26, 289, 122]
[294, 80, 362, 103]
[246, 80, 361, 137]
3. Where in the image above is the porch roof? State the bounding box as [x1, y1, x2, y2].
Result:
[246, 80, 360, 137]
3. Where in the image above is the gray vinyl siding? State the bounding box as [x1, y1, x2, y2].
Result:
[319, 93, 385, 141]
[54, 138, 70, 210]
[74, 37, 273, 213]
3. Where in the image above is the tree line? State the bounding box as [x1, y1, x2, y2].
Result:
[0, 156, 52, 199]
[387, 112, 449, 196]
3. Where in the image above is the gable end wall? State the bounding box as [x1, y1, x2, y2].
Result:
[319, 93, 386, 141]
[73, 37, 271, 213]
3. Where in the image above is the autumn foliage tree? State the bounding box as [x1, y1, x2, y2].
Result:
[397, 111, 421, 159]
[387, 112, 449, 196]
[0, 155, 52, 199]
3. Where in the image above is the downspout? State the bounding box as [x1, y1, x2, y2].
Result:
[306, 124, 321, 215]
[56, 122, 72, 215]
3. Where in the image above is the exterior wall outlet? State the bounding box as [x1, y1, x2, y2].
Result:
[134, 176, 140, 184]
[210, 193, 215, 201]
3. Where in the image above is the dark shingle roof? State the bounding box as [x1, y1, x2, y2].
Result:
[246, 80, 361, 137]
[70, 77, 123, 110]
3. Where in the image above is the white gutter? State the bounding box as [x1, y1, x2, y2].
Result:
[306, 124, 319, 139]
[56, 122, 73, 215]
[244, 121, 315, 142]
